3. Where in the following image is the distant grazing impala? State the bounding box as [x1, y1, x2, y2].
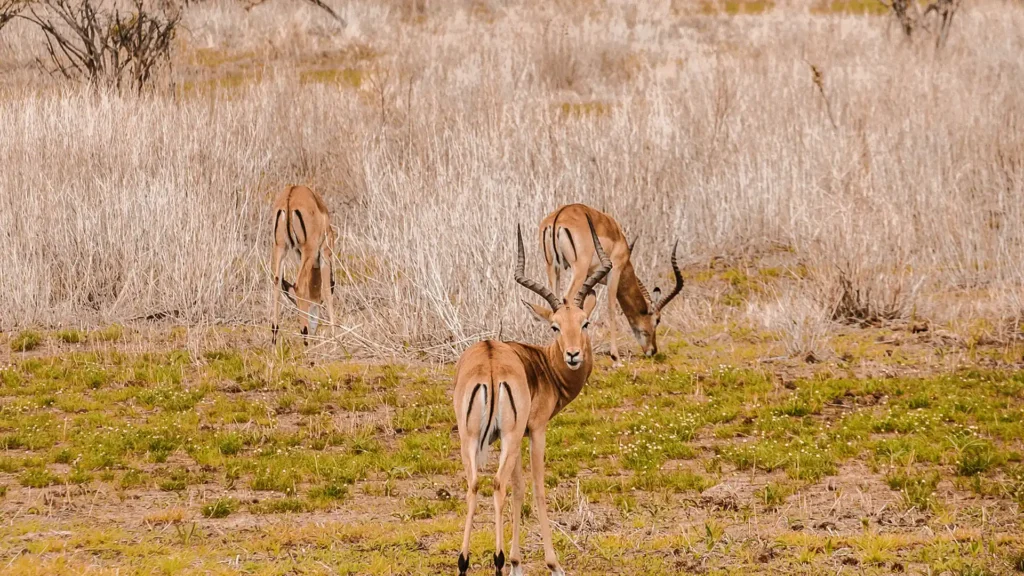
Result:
[540, 203, 683, 363]
[453, 216, 611, 576]
[270, 185, 337, 345]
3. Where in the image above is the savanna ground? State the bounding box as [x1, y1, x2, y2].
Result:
[3, 0, 1024, 574]
[5, 317, 1024, 575]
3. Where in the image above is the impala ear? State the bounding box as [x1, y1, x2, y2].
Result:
[522, 299, 553, 323]
[581, 292, 598, 318]
[281, 278, 297, 306]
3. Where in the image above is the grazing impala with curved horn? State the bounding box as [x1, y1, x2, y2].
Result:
[270, 185, 337, 345]
[453, 215, 611, 576]
[540, 203, 683, 363]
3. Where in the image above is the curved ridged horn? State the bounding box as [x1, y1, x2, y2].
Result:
[574, 214, 613, 308]
[636, 276, 653, 308]
[628, 235, 654, 306]
[653, 240, 683, 313]
[515, 224, 562, 311]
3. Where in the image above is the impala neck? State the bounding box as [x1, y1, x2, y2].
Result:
[540, 334, 593, 413]
[616, 261, 651, 319]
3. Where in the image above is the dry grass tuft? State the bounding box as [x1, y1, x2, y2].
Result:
[749, 289, 833, 360]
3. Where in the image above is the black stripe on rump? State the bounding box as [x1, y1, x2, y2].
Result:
[502, 381, 517, 424]
[285, 189, 295, 248]
[564, 228, 577, 262]
[466, 383, 484, 423]
[543, 227, 555, 267]
[480, 380, 496, 451]
[551, 205, 568, 267]
[295, 211, 307, 245]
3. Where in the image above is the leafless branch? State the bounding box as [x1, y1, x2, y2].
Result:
[18, 0, 180, 93]
[878, 0, 962, 50]
[244, 0, 345, 27]
[0, 0, 25, 30]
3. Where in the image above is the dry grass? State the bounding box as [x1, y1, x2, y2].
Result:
[0, 0, 1022, 359]
[748, 288, 833, 360]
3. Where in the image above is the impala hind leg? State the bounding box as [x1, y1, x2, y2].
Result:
[529, 429, 564, 576]
[546, 261, 561, 300]
[296, 253, 318, 346]
[492, 436, 522, 576]
[508, 450, 525, 576]
[459, 441, 481, 575]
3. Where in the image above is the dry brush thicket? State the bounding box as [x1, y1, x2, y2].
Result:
[0, 0, 1022, 358]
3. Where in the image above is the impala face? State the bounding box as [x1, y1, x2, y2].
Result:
[525, 295, 598, 370]
[629, 287, 663, 356]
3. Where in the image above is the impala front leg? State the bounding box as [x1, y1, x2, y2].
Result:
[270, 242, 286, 345]
[323, 247, 338, 340]
[605, 267, 622, 367]
[530, 429, 564, 576]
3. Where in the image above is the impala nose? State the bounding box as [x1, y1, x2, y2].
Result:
[564, 349, 582, 369]
[645, 346, 656, 357]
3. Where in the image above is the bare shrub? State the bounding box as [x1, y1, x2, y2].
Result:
[20, 0, 180, 93]
[923, 0, 963, 50]
[0, 0, 25, 30]
[537, 22, 583, 92]
[879, 0, 964, 48]
[880, 0, 919, 37]
[243, 0, 346, 27]
[749, 290, 833, 361]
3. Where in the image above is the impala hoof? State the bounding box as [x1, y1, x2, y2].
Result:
[458, 552, 470, 575]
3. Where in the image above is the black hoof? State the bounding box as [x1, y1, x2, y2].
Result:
[494, 550, 505, 575]
[458, 552, 470, 575]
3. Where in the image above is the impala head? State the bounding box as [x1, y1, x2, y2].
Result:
[516, 215, 611, 371]
[524, 294, 598, 370]
[629, 237, 684, 357]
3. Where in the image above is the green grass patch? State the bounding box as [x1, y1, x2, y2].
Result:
[886, 470, 940, 511]
[93, 324, 125, 342]
[56, 329, 87, 344]
[201, 498, 239, 518]
[10, 330, 43, 352]
[249, 497, 311, 514]
[19, 468, 57, 488]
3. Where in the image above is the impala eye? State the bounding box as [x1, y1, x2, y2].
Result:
[551, 325, 560, 333]
[582, 321, 590, 330]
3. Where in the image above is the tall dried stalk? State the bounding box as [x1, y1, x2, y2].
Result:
[0, 1, 1021, 358]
